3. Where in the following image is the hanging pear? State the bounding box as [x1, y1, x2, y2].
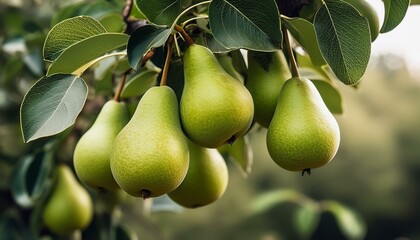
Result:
[266, 77, 340, 173]
[168, 140, 228, 208]
[73, 100, 130, 191]
[42, 164, 93, 235]
[180, 44, 254, 148]
[246, 50, 291, 128]
[111, 86, 189, 198]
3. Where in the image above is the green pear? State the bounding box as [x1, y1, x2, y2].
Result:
[181, 44, 254, 148]
[168, 140, 228, 208]
[246, 50, 291, 128]
[267, 77, 340, 173]
[73, 100, 130, 191]
[111, 86, 189, 198]
[42, 164, 93, 235]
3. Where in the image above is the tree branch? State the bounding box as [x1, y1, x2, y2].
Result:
[160, 36, 174, 86]
[123, 0, 133, 22]
[174, 25, 194, 46]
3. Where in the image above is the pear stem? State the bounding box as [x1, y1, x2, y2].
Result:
[122, 0, 133, 23]
[140, 189, 151, 199]
[175, 25, 194, 46]
[160, 35, 174, 86]
[282, 27, 300, 78]
[141, 50, 156, 67]
[301, 168, 311, 176]
[114, 72, 128, 102]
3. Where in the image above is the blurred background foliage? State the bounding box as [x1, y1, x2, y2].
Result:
[1, 0, 420, 240]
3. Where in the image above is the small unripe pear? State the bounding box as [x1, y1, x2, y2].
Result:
[267, 77, 340, 172]
[74, 100, 130, 191]
[42, 165, 93, 235]
[168, 141, 228, 208]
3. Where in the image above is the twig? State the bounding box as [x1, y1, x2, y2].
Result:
[174, 25, 194, 46]
[160, 36, 174, 86]
[114, 72, 129, 101]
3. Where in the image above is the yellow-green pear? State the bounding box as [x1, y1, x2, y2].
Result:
[246, 50, 291, 128]
[42, 164, 93, 235]
[111, 86, 189, 198]
[168, 140, 228, 208]
[73, 100, 130, 191]
[267, 77, 340, 173]
[181, 44, 254, 148]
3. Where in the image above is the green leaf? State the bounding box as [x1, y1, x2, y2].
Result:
[209, 0, 282, 51]
[127, 25, 171, 70]
[23, 48, 44, 76]
[166, 60, 185, 101]
[380, 0, 410, 33]
[283, 17, 326, 66]
[47, 33, 129, 76]
[205, 33, 230, 53]
[99, 13, 125, 33]
[1, 55, 24, 86]
[312, 80, 343, 114]
[121, 69, 159, 98]
[230, 49, 248, 78]
[293, 204, 320, 239]
[20, 74, 88, 142]
[11, 148, 53, 208]
[151, 195, 184, 213]
[323, 200, 367, 240]
[218, 135, 253, 177]
[250, 189, 303, 215]
[43, 16, 107, 62]
[136, 0, 191, 25]
[314, 0, 371, 85]
[0, 214, 26, 240]
[114, 224, 138, 240]
[51, 2, 90, 26]
[295, 51, 335, 82]
[79, 1, 119, 18]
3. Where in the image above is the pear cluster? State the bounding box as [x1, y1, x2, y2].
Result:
[72, 44, 252, 210]
[70, 43, 341, 217]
